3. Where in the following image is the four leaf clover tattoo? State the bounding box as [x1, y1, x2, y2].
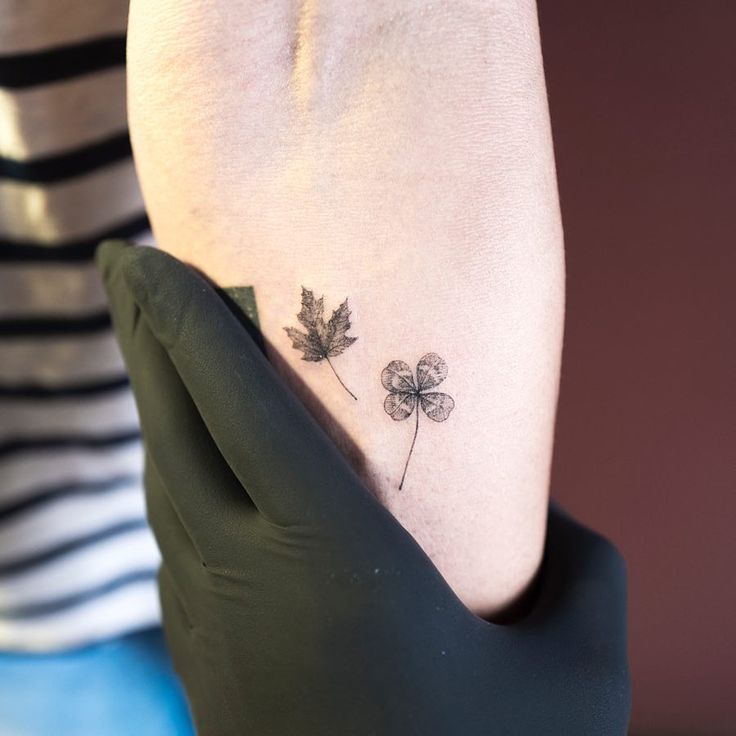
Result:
[381, 353, 455, 489]
[284, 287, 358, 400]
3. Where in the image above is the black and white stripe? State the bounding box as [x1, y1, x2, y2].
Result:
[0, 3, 159, 651]
[0, 69, 129, 161]
[0, 375, 131, 399]
[0, 36, 126, 89]
[0, 131, 132, 183]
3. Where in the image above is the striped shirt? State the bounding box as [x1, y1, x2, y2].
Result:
[0, 1, 159, 651]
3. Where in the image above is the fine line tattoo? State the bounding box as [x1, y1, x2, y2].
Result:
[284, 287, 359, 400]
[381, 353, 455, 489]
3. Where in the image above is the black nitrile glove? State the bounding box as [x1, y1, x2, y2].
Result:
[98, 240, 630, 736]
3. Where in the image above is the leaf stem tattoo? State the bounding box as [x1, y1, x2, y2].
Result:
[325, 356, 357, 400]
[382, 353, 455, 489]
[284, 287, 358, 400]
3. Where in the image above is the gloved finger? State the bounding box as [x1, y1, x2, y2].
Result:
[99, 240, 368, 528]
[98, 241, 257, 559]
[523, 505, 629, 676]
[143, 458, 202, 582]
[157, 566, 202, 708]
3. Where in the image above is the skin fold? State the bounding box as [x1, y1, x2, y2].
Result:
[126, 0, 565, 617]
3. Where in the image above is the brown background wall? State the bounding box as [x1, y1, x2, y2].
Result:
[537, 2, 735, 734]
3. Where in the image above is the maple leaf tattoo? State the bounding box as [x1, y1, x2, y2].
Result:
[284, 287, 358, 400]
[382, 353, 455, 489]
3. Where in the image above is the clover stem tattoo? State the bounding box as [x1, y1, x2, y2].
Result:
[284, 287, 358, 400]
[399, 405, 421, 490]
[382, 353, 455, 490]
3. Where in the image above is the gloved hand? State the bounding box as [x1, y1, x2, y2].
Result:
[98, 240, 630, 736]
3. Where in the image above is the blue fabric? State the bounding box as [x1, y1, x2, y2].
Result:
[0, 628, 194, 736]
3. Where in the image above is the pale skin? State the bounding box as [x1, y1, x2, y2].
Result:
[126, 0, 564, 618]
